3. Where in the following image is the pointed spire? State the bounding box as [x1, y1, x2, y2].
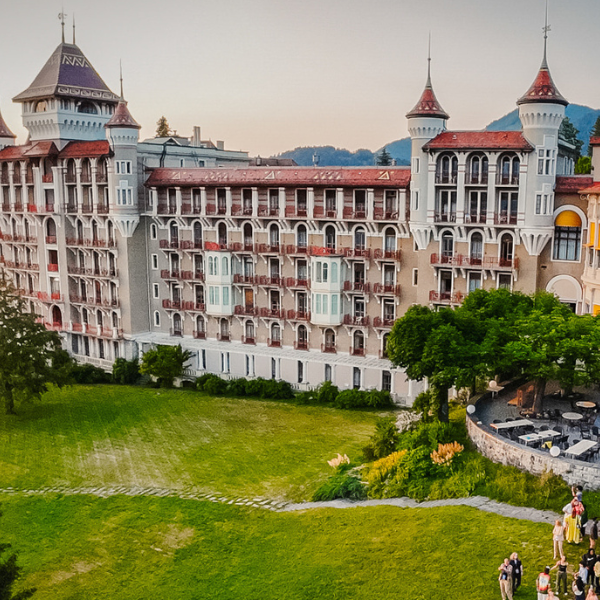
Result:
[59, 9, 66, 44]
[406, 37, 449, 120]
[119, 60, 124, 99]
[72, 14, 76, 45]
[0, 108, 16, 139]
[105, 63, 141, 130]
[517, 2, 567, 107]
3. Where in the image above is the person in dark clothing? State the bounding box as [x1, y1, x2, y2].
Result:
[510, 552, 523, 592]
[550, 555, 568, 595]
[584, 548, 597, 589]
[590, 518, 599, 550]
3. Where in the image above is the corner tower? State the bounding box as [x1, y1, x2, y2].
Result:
[517, 14, 567, 255]
[12, 30, 119, 146]
[406, 49, 448, 249]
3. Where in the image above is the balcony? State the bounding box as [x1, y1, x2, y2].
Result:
[183, 301, 205, 312]
[256, 243, 283, 255]
[193, 330, 207, 340]
[434, 211, 457, 223]
[156, 204, 177, 215]
[80, 171, 91, 184]
[464, 213, 487, 224]
[160, 239, 180, 249]
[373, 316, 395, 329]
[344, 248, 371, 259]
[162, 299, 182, 310]
[242, 336, 256, 345]
[350, 346, 365, 357]
[160, 269, 181, 280]
[96, 173, 108, 184]
[286, 309, 310, 321]
[47, 263, 59, 272]
[81, 204, 93, 214]
[496, 174, 519, 186]
[14, 203, 23, 212]
[257, 275, 283, 287]
[372, 248, 401, 261]
[42, 173, 53, 184]
[260, 307, 285, 319]
[435, 173, 457, 184]
[285, 244, 308, 256]
[233, 274, 257, 286]
[343, 315, 370, 327]
[494, 213, 518, 225]
[44, 203, 55, 213]
[217, 333, 230, 342]
[343, 207, 366, 220]
[294, 340, 308, 350]
[27, 203, 37, 213]
[65, 173, 77, 184]
[465, 173, 488, 186]
[234, 304, 259, 316]
[71, 322, 83, 332]
[285, 206, 308, 218]
[258, 206, 279, 217]
[429, 290, 464, 304]
[373, 208, 398, 220]
[170, 328, 183, 337]
[267, 338, 281, 348]
[373, 283, 401, 297]
[285, 277, 309, 289]
[309, 246, 341, 257]
[97, 204, 109, 214]
[180, 240, 204, 250]
[321, 343, 337, 354]
[313, 206, 337, 219]
[46, 236, 57, 244]
[343, 281, 370, 294]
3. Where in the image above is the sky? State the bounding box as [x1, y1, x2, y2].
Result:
[1, 0, 599, 157]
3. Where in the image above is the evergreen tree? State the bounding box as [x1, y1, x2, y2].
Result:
[558, 117, 583, 160]
[140, 345, 192, 388]
[155, 116, 171, 138]
[375, 146, 392, 166]
[587, 116, 600, 156]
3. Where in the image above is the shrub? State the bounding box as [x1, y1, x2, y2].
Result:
[295, 390, 317, 405]
[312, 465, 366, 501]
[244, 378, 265, 397]
[334, 388, 392, 409]
[195, 374, 213, 389]
[430, 441, 464, 471]
[112, 357, 140, 385]
[362, 416, 399, 462]
[226, 378, 248, 397]
[202, 374, 228, 396]
[316, 381, 339, 405]
[71, 364, 112, 384]
[260, 379, 282, 399]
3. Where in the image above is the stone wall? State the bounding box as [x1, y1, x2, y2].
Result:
[466, 413, 600, 490]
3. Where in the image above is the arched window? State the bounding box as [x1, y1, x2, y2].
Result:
[52, 306, 62, 327]
[468, 154, 489, 185]
[92, 220, 99, 243]
[437, 153, 458, 184]
[172, 313, 182, 336]
[222, 256, 229, 276]
[331, 262, 338, 283]
[353, 331, 364, 355]
[500, 233, 514, 266]
[196, 315, 205, 335]
[46, 218, 56, 241]
[470, 232, 483, 265]
[297, 324, 308, 349]
[384, 228, 396, 252]
[297, 224, 307, 249]
[245, 320, 255, 341]
[498, 154, 520, 185]
[78, 101, 98, 114]
[243, 223, 253, 250]
[97, 310, 103, 329]
[354, 227, 365, 250]
[553, 210, 582, 261]
[150, 223, 158, 240]
[269, 224, 280, 249]
[35, 100, 48, 113]
[324, 328, 335, 351]
[220, 318, 229, 340]
[441, 231, 454, 260]
[353, 367, 361, 389]
[76, 219, 84, 243]
[325, 225, 336, 249]
[170, 222, 179, 245]
[270, 323, 281, 347]
[218, 223, 227, 247]
[154, 311, 160, 326]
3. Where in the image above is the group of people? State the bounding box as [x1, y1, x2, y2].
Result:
[498, 486, 600, 600]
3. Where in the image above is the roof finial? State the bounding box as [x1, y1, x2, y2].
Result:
[426, 32, 432, 88]
[542, 0, 550, 68]
[119, 60, 124, 99]
[58, 9, 67, 44]
[72, 14, 76, 45]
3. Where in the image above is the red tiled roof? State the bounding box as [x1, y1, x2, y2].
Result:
[589, 137, 600, 146]
[579, 181, 600, 194]
[0, 141, 59, 160]
[406, 85, 449, 120]
[105, 100, 141, 129]
[423, 131, 533, 151]
[517, 64, 567, 107]
[146, 167, 411, 188]
[58, 140, 112, 159]
[555, 176, 593, 194]
[0, 110, 15, 139]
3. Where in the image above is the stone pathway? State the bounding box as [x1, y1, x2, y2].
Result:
[0, 485, 560, 524]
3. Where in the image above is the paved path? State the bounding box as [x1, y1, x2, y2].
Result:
[0, 485, 560, 524]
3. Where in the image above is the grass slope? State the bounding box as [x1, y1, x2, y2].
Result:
[0, 385, 378, 500]
[2, 494, 569, 600]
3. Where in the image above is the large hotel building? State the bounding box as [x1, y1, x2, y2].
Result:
[0, 32, 596, 404]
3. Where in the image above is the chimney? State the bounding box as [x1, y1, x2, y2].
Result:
[216, 140, 224, 151]
[192, 126, 201, 147]
[312, 151, 319, 167]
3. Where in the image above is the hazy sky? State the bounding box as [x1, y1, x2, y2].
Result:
[1, 0, 599, 156]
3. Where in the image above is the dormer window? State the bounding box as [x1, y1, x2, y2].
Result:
[436, 154, 458, 184]
[498, 154, 520, 185]
[35, 100, 48, 113]
[467, 154, 488, 185]
[78, 101, 98, 115]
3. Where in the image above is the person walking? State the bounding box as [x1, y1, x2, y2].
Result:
[590, 518, 599, 551]
[537, 567, 551, 600]
[510, 552, 523, 593]
[550, 555, 568, 596]
[584, 548, 597, 589]
[553, 519, 565, 559]
[587, 587, 599, 600]
[498, 558, 513, 600]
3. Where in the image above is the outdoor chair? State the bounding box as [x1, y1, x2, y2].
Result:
[505, 417, 514, 422]
[592, 426, 600, 437]
[493, 419, 502, 424]
[552, 409, 561, 419]
[540, 424, 550, 431]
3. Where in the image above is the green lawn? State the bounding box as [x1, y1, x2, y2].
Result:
[0, 385, 379, 500]
[1, 494, 572, 600]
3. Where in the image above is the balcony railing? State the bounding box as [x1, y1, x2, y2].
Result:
[350, 346, 365, 356]
[342, 315, 370, 327]
[193, 330, 207, 339]
[373, 316, 395, 328]
[27, 203, 37, 213]
[373, 283, 401, 297]
[183, 301, 205, 312]
[343, 207, 367, 219]
[156, 204, 178, 215]
[97, 204, 109, 214]
[217, 333, 230, 342]
[260, 307, 285, 319]
[258, 206, 280, 217]
[309, 246, 341, 256]
[285, 206, 308, 218]
[494, 213, 518, 225]
[233, 274, 257, 285]
[46, 236, 57, 244]
[496, 174, 519, 186]
[313, 207, 337, 219]
[257, 275, 283, 287]
[294, 340, 308, 350]
[47, 263, 59, 272]
[434, 211, 457, 223]
[286, 309, 310, 321]
[162, 299, 182, 310]
[234, 305, 259, 316]
[42, 173, 53, 183]
[256, 243, 283, 255]
[343, 281, 370, 294]
[321, 343, 336, 354]
[285, 277, 309, 289]
[267, 337, 281, 348]
[429, 290, 464, 304]
[170, 328, 183, 337]
[159, 239, 181, 249]
[435, 173, 457, 184]
[285, 244, 308, 255]
[463, 213, 487, 224]
[373, 208, 398, 220]
[242, 336, 256, 345]
[180, 240, 204, 250]
[429, 253, 519, 270]
[344, 248, 371, 259]
[465, 173, 488, 185]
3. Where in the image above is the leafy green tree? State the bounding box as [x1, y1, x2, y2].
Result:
[376, 146, 392, 166]
[575, 156, 592, 174]
[0, 276, 73, 414]
[0, 509, 36, 599]
[112, 357, 140, 385]
[558, 116, 583, 159]
[140, 345, 192, 388]
[155, 116, 171, 138]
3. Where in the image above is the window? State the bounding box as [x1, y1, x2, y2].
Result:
[150, 223, 157, 239]
[271, 358, 277, 380]
[535, 193, 553, 215]
[116, 181, 133, 205]
[331, 262, 338, 283]
[412, 269, 418, 287]
[315, 294, 321, 314]
[115, 161, 132, 175]
[413, 190, 419, 211]
[153, 283, 159, 299]
[468, 272, 482, 293]
[221, 352, 230, 373]
[538, 149, 554, 176]
[151, 254, 158, 270]
[331, 294, 338, 315]
[353, 367, 361, 390]
[322, 262, 328, 282]
[200, 349, 206, 370]
[154, 311, 160, 326]
[297, 361, 304, 384]
[222, 256, 229, 276]
[468, 191, 487, 223]
[498, 274, 512, 290]
[324, 364, 332, 382]
[470, 233, 483, 264]
[553, 227, 581, 261]
[222, 286, 230, 305]
[412, 157, 420, 174]
[322, 294, 328, 314]
[441, 232, 454, 258]
[382, 370, 392, 393]
[209, 286, 220, 305]
[325, 189, 336, 213]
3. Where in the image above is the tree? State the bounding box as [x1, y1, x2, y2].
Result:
[588, 116, 600, 156]
[376, 146, 392, 166]
[0, 276, 73, 415]
[112, 357, 140, 385]
[140, 345, 192, 388]
[558, 117, 583, 159]
[575, 156, 592, 174]
[0, 509, 36, 599]
[155, 116, 171, 138]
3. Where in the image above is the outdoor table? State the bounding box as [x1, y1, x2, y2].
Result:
[562, 412, 584, 421]
[491, 419, 533, 430]
[576, 401, 597, 410]
[518, 430, 561, 445]
[565, 440, 598, 457]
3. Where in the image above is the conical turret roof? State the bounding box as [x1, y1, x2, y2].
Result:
[0, 109, 16, 138]
[105, 99, 141, 129]
[13, 42, 119, 103]
[517, 58, 567, 107]
[406, 58, 449, 120]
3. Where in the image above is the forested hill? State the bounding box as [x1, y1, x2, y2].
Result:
[273, 104, 599, 167]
